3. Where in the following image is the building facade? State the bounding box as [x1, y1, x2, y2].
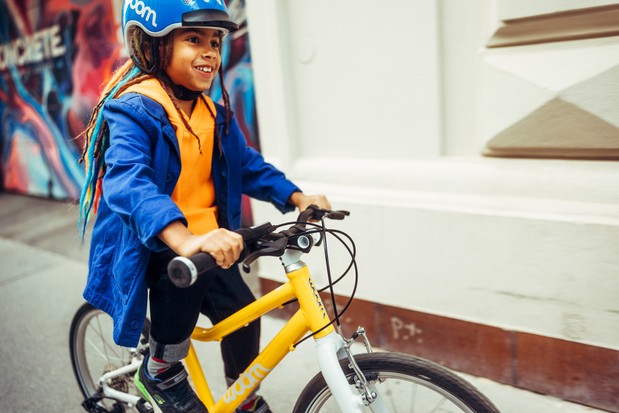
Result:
[247, 1, 619, 411]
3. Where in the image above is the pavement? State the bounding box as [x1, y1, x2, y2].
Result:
[0, 192, 609, 413]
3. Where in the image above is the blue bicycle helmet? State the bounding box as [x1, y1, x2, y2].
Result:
[122, 0, 239, 41]
[121, 0, 239, 97]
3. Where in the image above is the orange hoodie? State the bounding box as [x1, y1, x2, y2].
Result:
[121, 78, 218, 234]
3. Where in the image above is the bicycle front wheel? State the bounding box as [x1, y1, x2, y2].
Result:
[69, 302, 150, 412]
[293, 352, 499, 413]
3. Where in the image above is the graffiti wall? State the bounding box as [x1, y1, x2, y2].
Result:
[0, 0, 123, 199]
[212, 0, 260, 152]
[0, 0, 259, 201]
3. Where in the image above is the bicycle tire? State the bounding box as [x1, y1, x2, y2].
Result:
[70, 302, 150, 412]
[293, 352, 499, 413]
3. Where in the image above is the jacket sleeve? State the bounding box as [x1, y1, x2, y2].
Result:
[101, 97, 186, 251]
[231, 117, 301, 213]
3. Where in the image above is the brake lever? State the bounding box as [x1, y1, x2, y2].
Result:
[241, 236, 288, 273]
[326, 210, 350, 220]
[236, 222, 274, 245]
[289, 208, 349, 247]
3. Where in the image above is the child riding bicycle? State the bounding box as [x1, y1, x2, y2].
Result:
[78, 1, 330, 412]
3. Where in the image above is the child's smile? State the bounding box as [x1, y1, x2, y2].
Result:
[196, 66, 214, 74]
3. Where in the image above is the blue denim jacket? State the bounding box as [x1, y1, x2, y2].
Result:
[83, 93, 299, 347]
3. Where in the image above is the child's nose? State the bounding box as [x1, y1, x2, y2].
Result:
[202, 48, 217, 58]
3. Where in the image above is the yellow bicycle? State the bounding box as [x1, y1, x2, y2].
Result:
[70, 206, 499, 413]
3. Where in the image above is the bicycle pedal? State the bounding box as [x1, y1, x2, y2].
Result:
[81, 397, 110, 413]
[135, 398, 154, 413]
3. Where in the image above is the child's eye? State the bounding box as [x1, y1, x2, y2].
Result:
[210, 40, 221, 49]
[187, 37, 199, 43]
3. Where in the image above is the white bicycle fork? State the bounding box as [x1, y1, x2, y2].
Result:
[315, 332, 392, 413]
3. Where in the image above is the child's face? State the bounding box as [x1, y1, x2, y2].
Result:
[166, 28, 222, 92]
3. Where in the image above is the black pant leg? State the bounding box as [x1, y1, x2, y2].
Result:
[200, 266, 260, 380]
[147, 249, 212, 347]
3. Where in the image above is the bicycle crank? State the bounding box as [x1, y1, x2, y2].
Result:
[135, 399, 155, 413]
[81, 396, 126, 413]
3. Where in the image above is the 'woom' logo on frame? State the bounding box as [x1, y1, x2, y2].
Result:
[223, 363, 271, 404]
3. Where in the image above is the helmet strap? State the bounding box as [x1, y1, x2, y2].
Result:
[158, 72, 204, 101]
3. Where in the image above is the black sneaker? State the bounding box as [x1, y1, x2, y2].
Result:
[135, 356, 207, 413]
[235, 395, 271, 413]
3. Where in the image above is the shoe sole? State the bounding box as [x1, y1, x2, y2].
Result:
[134, 370, 164, 413]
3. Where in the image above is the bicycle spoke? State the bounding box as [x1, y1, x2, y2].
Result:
[94, 315, 110, 361]
[429, 396, 448, 413]
[85, 336, 111, 362]
[85, 334, 125, 364]
[85, 316, 126, 364]
[94, 315, 124, 361]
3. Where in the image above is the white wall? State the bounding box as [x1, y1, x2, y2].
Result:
[245, 0, 619, 351]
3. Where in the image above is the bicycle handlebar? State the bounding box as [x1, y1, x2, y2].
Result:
[167, 206, 349, 288]
[167, 222, 272, 288]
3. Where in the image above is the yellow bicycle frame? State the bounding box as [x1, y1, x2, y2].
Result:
[185, 263, 335, 413]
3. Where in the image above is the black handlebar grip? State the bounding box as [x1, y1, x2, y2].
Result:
[167, 252, 217, 288]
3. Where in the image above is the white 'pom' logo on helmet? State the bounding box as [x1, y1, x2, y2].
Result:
[201, 0, 225, 6]
[127, 0, 158, 28]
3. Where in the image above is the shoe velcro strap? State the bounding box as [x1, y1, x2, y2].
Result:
[157, 368, 189, 391]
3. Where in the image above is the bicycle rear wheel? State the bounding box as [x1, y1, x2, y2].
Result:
[293, 352, 499, 413]
[69, 302, 150, 412]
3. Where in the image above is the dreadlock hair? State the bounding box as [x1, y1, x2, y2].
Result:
[216, 37, 233, 134]
[78, 26, 234, 238]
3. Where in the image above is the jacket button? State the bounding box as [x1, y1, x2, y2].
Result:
[131, 321, 139, 329]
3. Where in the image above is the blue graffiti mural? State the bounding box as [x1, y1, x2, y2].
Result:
[0, 0, 260, 201]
